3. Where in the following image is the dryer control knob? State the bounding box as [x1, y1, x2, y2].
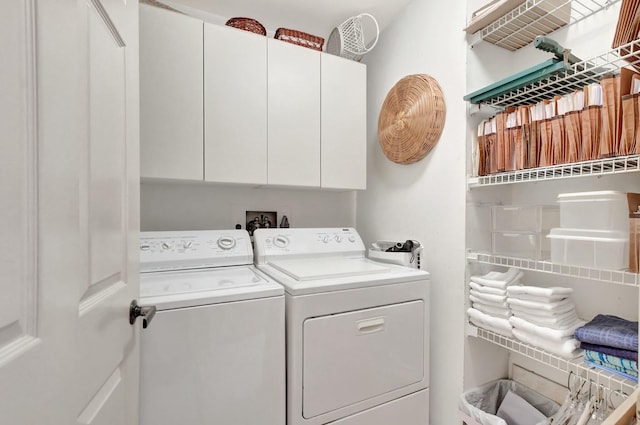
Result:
[161, 242, 171, 250]
[335, 235, 343, 243]
[274, 235, 289, 248]
[217, 236, 236, 250]
[348, 235, 356, 243]
[322, 235, 331, 243]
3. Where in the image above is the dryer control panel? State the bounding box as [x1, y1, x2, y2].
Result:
[140, 230, 253, 272]
[252, 228, 365, 264]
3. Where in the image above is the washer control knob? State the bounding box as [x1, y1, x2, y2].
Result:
[140, 244, 150, 251]
[348, 235, 356, 243]
[161, 242, 171, 250]
[217, 236, 236, 250]
[274, 235, 289, 248]
[183, 241, 193, 249]
[335, 235, 343, 243]
[322, 235, 331, 243]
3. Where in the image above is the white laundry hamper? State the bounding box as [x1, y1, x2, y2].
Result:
[326, 13, 379, 62]
[459, 379, 559, 425]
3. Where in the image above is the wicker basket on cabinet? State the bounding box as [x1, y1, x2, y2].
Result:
[225, 17, 267, 36]
[274, 28, 324, 51]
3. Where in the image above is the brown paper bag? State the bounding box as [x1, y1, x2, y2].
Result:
[496, 112, 507, 172]
[628, 193, 640, 273]
[487, 130, 497, 175]
[477, 133, 486, 176]
[565, 111, 582, 163]
[514, 127, 525, 170]
[505, 127, 517, 172]
[600, 75, 619, 158]
[528, 120, 541, 168]
[620, 93, 637, 155]
[634, 94, 640, 154]
[539, 119, 554, 167]
[600, 69, 637, 158]
[551, 115, 566, 165]
[581, 106, 602, 161]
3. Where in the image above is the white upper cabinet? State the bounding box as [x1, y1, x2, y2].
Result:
[321, 54, 367, 190]
[139, 7, 367, 189]
[204, 24, 267, 185]
[139, 5, 203, 181]
[267, 39, 321, 187]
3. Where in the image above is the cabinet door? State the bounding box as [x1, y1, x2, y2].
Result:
[267, 39, 321, 187]
[139, 5, 203, 180]
[204, 25, 267, 184]
[321, 54, 367, 190]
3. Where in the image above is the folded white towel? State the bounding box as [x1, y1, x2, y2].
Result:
[470, 270, 524, 289]
[510, 303, 577, 318]
[470, 289, 507, 304]
[509, 316, 586, 341]
[507, 285, 572, 300]
[512, 328, 582, 359]
[511, 309, 580, 330]
[470, 294, 508, 309]
[473, 302, 512, 318]
[468, 308, 513, 337]
[469, 281, 507, 296]
[507, 293, 568, 303]
[507, 296, 575, 313]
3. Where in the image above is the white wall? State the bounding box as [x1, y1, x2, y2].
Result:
[357, 0, 468, 423]
[141, 182, 356, 231]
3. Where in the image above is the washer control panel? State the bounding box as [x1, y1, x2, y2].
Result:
[253, 228, 365, 264]
[140, 230, 253, 272]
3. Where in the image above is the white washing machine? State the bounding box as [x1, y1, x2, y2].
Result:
[139, 229, 285, 425]
[253, 227, 430, 425]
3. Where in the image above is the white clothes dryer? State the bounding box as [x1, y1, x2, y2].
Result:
[139, 230, 285, 425]
[253, 227, 430, 425]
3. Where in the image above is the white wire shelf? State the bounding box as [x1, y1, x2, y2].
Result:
[468, 252, 640, 287]
[469, 325, 638, 395]
[468, 154, 640, 187]
[479, 38, 639, 108]
[476, 0, 619, 51]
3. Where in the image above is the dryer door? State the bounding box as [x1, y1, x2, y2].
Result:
[302, 300, 425, 418]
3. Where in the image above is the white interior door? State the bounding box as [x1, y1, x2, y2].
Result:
[0, 0, 140, 424]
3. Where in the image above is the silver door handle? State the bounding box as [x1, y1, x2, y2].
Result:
[129, 300, 156, 329]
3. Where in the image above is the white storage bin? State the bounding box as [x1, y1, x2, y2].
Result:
[492, 205, 559, 233]
[557, 191, 628, 231]
[492, 232, 550, 260]
[548, 228, 629, 270]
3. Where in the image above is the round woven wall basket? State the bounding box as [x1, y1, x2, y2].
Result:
[378, 74, 446, 164]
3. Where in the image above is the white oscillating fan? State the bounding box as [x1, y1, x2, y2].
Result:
[326, 13, 379, 62]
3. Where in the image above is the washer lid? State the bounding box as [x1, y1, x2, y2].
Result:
[269, 257, 390, 281]
[140, 265, 283, 309]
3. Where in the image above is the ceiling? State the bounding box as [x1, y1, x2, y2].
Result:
[161, 0, 412, 43]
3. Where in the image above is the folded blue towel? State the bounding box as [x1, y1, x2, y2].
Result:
[584, 350, 638, 373]
[580, 342, 638, 362]
[585, 360, 638, 382]
[574, 315, 638, 351]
